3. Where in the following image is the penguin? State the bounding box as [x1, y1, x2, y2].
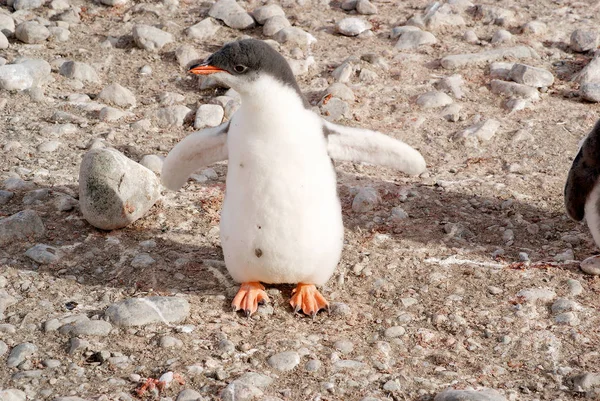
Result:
[161, 39, 427, 317]
[565, 119, 600, 250]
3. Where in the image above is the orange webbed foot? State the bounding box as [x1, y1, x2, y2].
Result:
[290, 283, 329, 318]
[232, 282, 269, 317]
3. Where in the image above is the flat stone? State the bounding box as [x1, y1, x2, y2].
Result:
[321, 97, 351, 121]
[489, 62, 514, 79]
[352, 187, 379, 212]
[59, 61, 100, 83]
[186, 18, 220, 41]
[551, 298, 580, 314]
[0, 209, 45, 246]
[333, 360, 366, 371]
[23, 188, 49, 205]
[0, 59, 51, 91]
[457, 119, 500, 141]
[253, 5, 285, 25]
[516, 288, 556, 303]
[194, 104, 224, 129]
[65, 320, 113, 336]
[571, 30, 599, 53]
[522, 21, 547, 36]
[152, 106, 193, 128]
[97, 83, 136, 108]
[14, 0, 43, 10]
[441, 46, 537, 69]
[99, 106, 130, 122]
[490, 79, 540, 101]
[337, 17, 371, 37]
[508, 64, 554, 87]
[208, 0, 255, 30]
[131, 253, 155, 268]
[274, 27, 316, 46]
[416, 91, 453, 108]
[324, 83, 355, 102]
[132, 24, 174, 51]
[105, 296, 190, 327]
[267, 351, 300, 372]
[7, 342, 37, 368]
[434, 388, 507, 401]
[384, 326, 406, 338]
[78, 148, 161, 230]
[491, 29, 512, 44]
[25, 244, 62, 264]
[15, 21, 49, 43]
[395, 30, 437, 50]
[221, 381, 263, 401]
[581, 255, 600, 275]
[391, 25, 421, 39]
[160, 335, 183, 348]
[581, 83, 600, 102]
[434, 74, 465, 98]
[263, 15, 290, 37]
[236, 372, 273, 390]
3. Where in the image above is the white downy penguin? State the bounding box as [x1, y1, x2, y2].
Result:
[161, 39, 426, 317]
[565, 119, 600, 269]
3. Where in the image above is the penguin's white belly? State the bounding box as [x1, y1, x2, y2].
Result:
[220, 111, 344, 286]
[585, 183, 600, 249]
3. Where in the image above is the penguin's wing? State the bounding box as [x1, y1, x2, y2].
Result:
[323, 120, 426, 175]
[565, 120, 600, 221]
[161, 122, 229, 191]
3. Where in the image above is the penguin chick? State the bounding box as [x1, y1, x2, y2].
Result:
[162, 39, 426, 318]
[565, 119, 600, 249]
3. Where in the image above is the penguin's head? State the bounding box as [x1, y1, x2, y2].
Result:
[189, 39, 300, 96]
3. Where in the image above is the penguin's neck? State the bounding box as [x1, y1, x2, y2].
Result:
[237, 75, 308, 115]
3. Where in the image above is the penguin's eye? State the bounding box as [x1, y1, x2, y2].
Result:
[234, 65, 248, 74]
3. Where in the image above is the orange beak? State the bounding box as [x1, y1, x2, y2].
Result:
[188, 64, 227, 75]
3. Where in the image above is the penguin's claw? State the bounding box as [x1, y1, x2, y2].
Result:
[231, 282, 269, 317]
[290, 283, 329, 318]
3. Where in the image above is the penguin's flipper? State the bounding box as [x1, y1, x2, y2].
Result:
[565, 120, 600, 221]
[323, 120, 426, 176]
[161, 122, 229, 191]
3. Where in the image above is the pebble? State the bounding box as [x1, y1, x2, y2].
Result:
[491, 29, 512, 44]
[434, 74, 465, 99]
[176, 389, 203, 401]
[175, 44, 200, 68]
[516, 288, 556, 303]
[331, 302, 351, 316]
[489, 62, 514, 79]
[99, 0, 128, 5]
[186, 18, 220, 41]
[305, 359, 321, 372]
[463, 29, 479, 44]
[508, 63, 554, 88]
[0, 190, 14, 205]
[568, 279, 583, 296]
[67, 320, 113, 336]
[160, 335, 184, 348]
[263, 16, 290, 37]
[554, 248, 574, 262]
[572, 372, 600, 392]
[0, 31, 8, 49]
[13, 0, 43, 10]
[0, 59, 52, 91]
[352, 187, 380, 213]
[570, 29, 598, 53]
[395, 30, 437, 50]
[416, 91, 453, 108]
[574, 56, 600, 85]
[555, 312, 579, 326]
[221, 381, 263, 401]
[132, 24, 174, 51]
[434, 388, 507, 401]
[15, 21, 49, 44]
[7, 342, 37, 368]
[236, 372, 273, 390]
[25, 243, 61, 264]
[383, 380, 401, 392]
[253, 5, 285, 24]
[23, 188, 49, 205]
[581, 83, 600, 103]
[49, 26, 70, 42]
[267, 351, 300, 372]
[68, 338, 90, 354]
[0, 341, 7, 357]
[0, 390, 26, 401]
[336, 17, 371, 37]
[0, 15, 14, 36]
[0, 209, 45, 246]
[456, 119, 500, 142]
[356, 0, 377, 15]
[152, 106, 193, 128]
[59, 61, 99, 83]
[390, 206, 408, 221]
[473, 5, 515, 26]
[324, 83, 355, 102]
[195, 104, 224, 129]
[208, 0, 255, 30]
[43, 359, 61, 368]
[139, 154, 164, 175]
[99, 106, 129, 122]
[274, 27, 316, 46]
[332, 62, 354, 83]
[334, 339, 354, 354]
[98, 83, 137, 108]
[322, 97, 351, 121]
[333, 359, 365, 371]
[384, 326, 406, 338]
[391, 25, 421, 39]
[521, 20, 547, 36]
[131, 253, 156, 268]
[440, 46, 536, 69]
[78, 148, 162, 230]
[490, 79, 540, 101]
[105, 296, 190, 327]
[580, 255, 600, 275]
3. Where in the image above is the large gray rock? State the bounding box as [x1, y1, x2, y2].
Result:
[0, 59, 51, 91]
[78, 148, 161, 230]
[132, 24, 173, 51]
[570, 30, 598, 53]
[59, 61, 100, 83]
[0, 209, 45, 246]
[15, 21, 50, 44]
[209, 0, 255, 30]
[105, 296, 190, 327]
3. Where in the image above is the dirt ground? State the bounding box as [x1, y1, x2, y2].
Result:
[1, 0, 600, 400]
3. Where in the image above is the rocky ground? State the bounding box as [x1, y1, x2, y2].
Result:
[2, 0, 600, 400]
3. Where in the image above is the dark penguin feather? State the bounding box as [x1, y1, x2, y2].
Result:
[565, 119, 600, 221]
